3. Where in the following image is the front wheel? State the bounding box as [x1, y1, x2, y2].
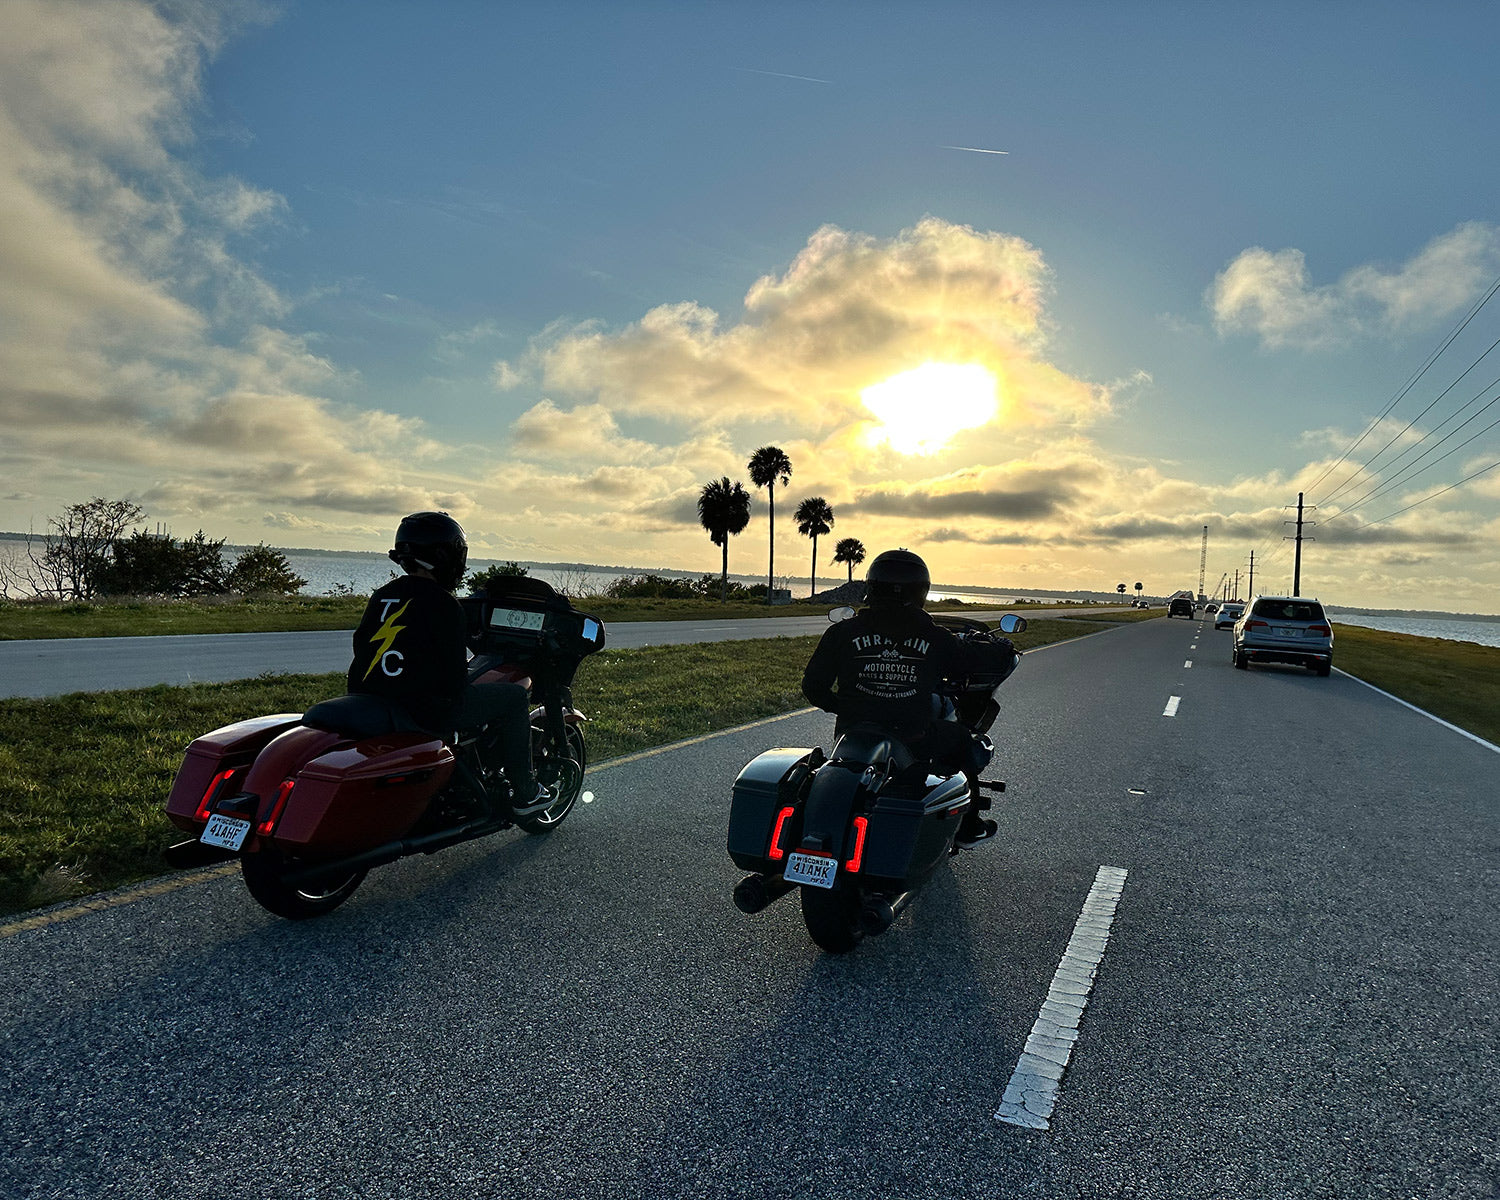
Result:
[517, 724, 586, 834]
[241, 849, 366, 920]
[801, 885, 863, 954]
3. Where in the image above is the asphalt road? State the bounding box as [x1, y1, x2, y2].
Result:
[0, 611, 1020, 699]
[2, 615, 1495, 1198]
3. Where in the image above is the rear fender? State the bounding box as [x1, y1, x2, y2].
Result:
[800, 765, 864, 861]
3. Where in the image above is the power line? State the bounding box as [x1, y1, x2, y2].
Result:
[1323, 392, 1500, 522]
[1304, 271, 1500, 499]
[1317, 338, 1500, 506]
[1362, 457, 1500, 526]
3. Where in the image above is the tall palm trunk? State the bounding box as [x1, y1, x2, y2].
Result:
[766, 485, 774, 604]
[810, 535, 818, 597]
[721, 539, 729, 602]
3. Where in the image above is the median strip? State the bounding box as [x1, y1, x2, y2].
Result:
[995, 865, 1129, 1130]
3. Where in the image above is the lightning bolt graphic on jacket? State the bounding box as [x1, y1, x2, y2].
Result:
[362, 600, 410, 680]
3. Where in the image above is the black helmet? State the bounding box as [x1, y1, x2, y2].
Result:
[389, 511, 468, 591]
[865, 548, 930, 609]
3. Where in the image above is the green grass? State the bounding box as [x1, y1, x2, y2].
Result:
[1333, 624, 1500, 746]
[0, 593, 1119, 639]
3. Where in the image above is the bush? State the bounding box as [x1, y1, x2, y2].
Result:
[467, 561, 529, 591]
[225, 544, 308, 595]
[94, 530, 228, 597]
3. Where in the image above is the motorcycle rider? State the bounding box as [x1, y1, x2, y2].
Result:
[801, 548, 1002, 848]
[347, 511, 550, 815]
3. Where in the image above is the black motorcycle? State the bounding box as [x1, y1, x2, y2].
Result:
[727, 611, 1025, 953]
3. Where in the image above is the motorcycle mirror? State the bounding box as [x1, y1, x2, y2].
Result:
[828, 606, 857, 623]
[996, 613, 1027, 634]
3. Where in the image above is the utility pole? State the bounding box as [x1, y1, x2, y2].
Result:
[1247, 550, 1255, 598]
[1233, 568, 1240, 601]
[1286, 492, 1316, 596]
[1197, 525, 1208, 602]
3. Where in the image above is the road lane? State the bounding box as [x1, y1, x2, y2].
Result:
[0, 610, 1024, 698]
[2, 616, 1495, 1198]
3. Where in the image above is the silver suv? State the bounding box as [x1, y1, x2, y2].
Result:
[1232, 596, 1333, 677]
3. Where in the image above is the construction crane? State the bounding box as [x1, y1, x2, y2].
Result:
[1197, 525, 1208, 602]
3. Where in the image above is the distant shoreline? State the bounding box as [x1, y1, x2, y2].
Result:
[5, 530, 1496, 620]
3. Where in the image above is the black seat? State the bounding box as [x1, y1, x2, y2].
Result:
[830, 727, 917, 771]
[302, 694, 429, 739]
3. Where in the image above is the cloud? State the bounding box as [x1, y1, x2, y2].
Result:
[1209, 223, 1500, 349]
[504, 217, 1108, 430]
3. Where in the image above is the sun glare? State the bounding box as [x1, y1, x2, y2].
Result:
[861, 362, 999, 455]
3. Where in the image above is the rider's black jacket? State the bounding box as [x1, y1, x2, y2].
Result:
[348, 574, 468, 731]
[801, 606, 964, 740]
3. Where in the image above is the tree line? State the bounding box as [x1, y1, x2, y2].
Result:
[698, 446, 867, 603]
[1, 498, 307, 600]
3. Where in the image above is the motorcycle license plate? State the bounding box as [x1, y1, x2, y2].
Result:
[784, 851, 837, 889]
[200, 814, 251, 852]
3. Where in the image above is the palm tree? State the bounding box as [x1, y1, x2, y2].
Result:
[794, 497, 834, 597]
[1134, 581, 1144, 605]
[747, 446, 792, 604]
[697, 478, 751, 601]
[832, 536, 866, 583]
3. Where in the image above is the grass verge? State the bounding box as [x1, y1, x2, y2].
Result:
[0, 593, 1120, 640]
[1333, 624, 1500, 747]
[0, 617, 1123, 915]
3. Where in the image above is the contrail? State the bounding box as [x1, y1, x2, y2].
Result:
[733, 67, 832, 84]
[943, 144, 1010, 155]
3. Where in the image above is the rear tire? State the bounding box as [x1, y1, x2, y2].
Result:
[516, 725, 586, 834]
[1234, 648, 1248, 670]
[801, 885, 863, 954]
[1316, 663, 1332, 677]
[241, 849, 366, 920]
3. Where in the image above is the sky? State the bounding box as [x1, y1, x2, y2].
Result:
[3, 0, 1500, 611]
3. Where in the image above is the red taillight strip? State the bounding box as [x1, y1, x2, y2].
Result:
[845, 816, 869, 874]
[768, 805, 795, 862]
[194, 769, 238, 822]
[257, 779, 296, 837]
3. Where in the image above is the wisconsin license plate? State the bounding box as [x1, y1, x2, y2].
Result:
[784, 851, 837, 889]
[200, 814, 251, 852]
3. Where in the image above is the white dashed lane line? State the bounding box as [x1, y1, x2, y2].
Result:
[1163, 695, 1181, 717]
[1184, 660, 1193, 668]
[995, 866, 1130, 1130]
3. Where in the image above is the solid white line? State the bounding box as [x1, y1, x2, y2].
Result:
[1162, 695, 1181, 717]
[996, 866, 1129, 1130]
[1334, 669, 1500, 756]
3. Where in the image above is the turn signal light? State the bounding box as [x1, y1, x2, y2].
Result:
[194, 769, 239, 822]
[845, 816, 869, 874]
[768, 805, 795, 862]
[257, 779, 297, 838]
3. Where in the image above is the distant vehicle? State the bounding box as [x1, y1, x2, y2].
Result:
[1168, 596, 1195, 618]
[1214, 602, 1244, 630]
[1232, 596, 1333, 676]
[1205, 603, 1219, 614]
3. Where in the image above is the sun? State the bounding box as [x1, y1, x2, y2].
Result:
[861, 362, 1000, 455]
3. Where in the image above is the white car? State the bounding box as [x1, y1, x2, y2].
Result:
[1214, 603, 1244, 630]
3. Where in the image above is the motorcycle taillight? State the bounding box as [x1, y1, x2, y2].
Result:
[257, 779, 297, 838]
[194, 768, 241, 822]
[768, 806, 795, 862]
[845, 816, 869, 874]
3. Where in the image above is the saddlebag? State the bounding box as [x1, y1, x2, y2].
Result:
[727, 747, 820, 871]
[268, 735, 457, 856]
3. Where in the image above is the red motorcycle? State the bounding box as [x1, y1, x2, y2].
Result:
[164, 578, 605, 919]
